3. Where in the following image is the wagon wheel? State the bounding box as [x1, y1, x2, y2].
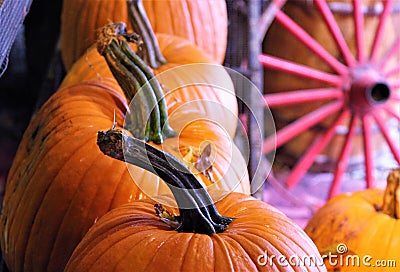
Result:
[259, 0, 400, 198]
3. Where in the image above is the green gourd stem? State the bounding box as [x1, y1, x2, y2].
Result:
[105, 22, 175, 139]
[97, 22, 176, 143]
[108, 40, 163, 142]
[103, 49, 146, 139]
[127, 0, 167, 69]
[97, 129, 234, 235]
[120, 41, 176, 139]
[103, 43, 154, 141]
[381, 169, 400, 219]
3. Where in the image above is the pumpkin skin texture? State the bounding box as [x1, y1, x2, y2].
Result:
[0, 80, 249, 271]
[0, 83, 136, 272]
[305, 170, 400, 271]
[60, 0, 228, 70]
[65, 192, 326, 272]
[61, 33, 239, 139]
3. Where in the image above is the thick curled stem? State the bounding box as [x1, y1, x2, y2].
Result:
[103, 46, 150, 140]
[97, 129, 234, 235]
[97, 22, 175, 143]
[120, 41, 175, 138]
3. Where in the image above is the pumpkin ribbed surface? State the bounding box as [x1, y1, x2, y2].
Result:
[1, 83, 138, 271]
[60, 0, 227, 70]
[65, 193, 326, 272]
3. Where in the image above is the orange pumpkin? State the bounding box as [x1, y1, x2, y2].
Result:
[305, 169, 400, 271]
[60, 0, 228, 70]
[0, 26, 249, 271]
[64, 129, 326, 272]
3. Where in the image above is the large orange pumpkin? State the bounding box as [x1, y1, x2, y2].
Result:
[61, 22, 239, 139]
[64, 129, 326, 272]
[305, 169, 400, 271]
[60, 0, 228, 70]
[0, 27, 249, 271]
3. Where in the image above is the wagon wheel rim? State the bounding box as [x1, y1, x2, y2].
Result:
[260, 0, 400, 198]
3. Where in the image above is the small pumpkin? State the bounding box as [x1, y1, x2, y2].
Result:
[0, 24, 248, 272]
[64, 129, 326, 272]
[60, 0, 228, 70]
[305, 169, 400, 271]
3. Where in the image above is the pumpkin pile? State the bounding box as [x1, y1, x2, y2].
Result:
[0, 2, 247, 271]
[63, 128, 326, 272]
[0, 1, 327, 271]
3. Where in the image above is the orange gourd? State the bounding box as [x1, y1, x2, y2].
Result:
[305, 169, 400, 271]
[0, 24, 249, 272]
[64, 129, 326, 272]
[61, 0, 228, 70]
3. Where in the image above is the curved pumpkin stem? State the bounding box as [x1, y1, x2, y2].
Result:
[97, 129, 234, 235]
[119, 41, 175, 140]
[104, 41, 157, 141]
[97, 23, 176, 144]
[381, 169, 400, 219]
[127, 0, 167, 69]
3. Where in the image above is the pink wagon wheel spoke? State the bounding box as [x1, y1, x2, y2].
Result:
[362, 115, 375, 188]
[328, 115, 359, 198]
[353, 0, 366, 62]
[369, 0, 394, 61]
[378, 35, 400, 69]
[373, 112, 400, 164]
[285, 110, 351, 189]
[385, 64, 400, 78]
[262, 100, 344, 154]
[259, 54, 343, 86]
[259, 0, 400, 199]
[263, 87, 342, 107]
[272, 9, 348, 74]
[314, 0, 357, 67]
[383, 105, 400, 121]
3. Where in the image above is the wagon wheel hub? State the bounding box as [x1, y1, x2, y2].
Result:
[346, 65, 391, 116]
[259, 0, 400, 199]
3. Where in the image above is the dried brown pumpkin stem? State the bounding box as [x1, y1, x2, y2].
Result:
[381, 169, 400, 219]
[97, 129, 234, 235]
